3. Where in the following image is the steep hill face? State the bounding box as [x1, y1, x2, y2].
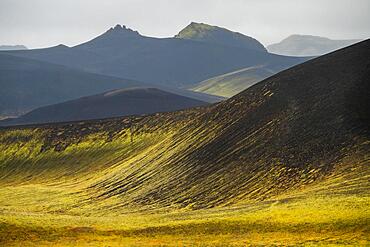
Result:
[190, 65, 275, 97]
[175, 22, 267, 52]
[3, 24, 306, 87]
[0, 40, 368, 211]
[1, 88, 208, 126]
[267, 34, 362, 56]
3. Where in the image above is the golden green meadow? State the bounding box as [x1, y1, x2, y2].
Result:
[1, 34, 370, 247]
[0, 119, 369, 246]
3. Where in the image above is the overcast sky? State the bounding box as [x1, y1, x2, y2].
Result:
[0, 0, 369, 48]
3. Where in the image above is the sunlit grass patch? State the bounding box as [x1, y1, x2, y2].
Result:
[0, 193, 368, 246]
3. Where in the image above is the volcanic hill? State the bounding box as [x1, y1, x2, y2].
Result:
[0, 39, 369, 246]
[1, 88, 208, 126]
[0, 53, 220, 119]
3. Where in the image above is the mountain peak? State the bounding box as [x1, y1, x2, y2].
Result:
[76, 24, 142, 49]
[106, 24, 140, 36]
[175, 22, 267, 52]
[175, 22, 225, 38]
[185, 22, 217, 31]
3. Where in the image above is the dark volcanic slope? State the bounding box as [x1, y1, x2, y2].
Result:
[126, 39, 369, 207]
[3, 24, 307, 87]
[0, 40, 368, 210]
[1, 88, 208, 126]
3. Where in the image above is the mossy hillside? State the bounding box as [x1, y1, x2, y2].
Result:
[175, 22, 268, 52]
[176, 22, 218, 39]
[0, 40, 369, 246]
[0, 128, 166, 184]
[0, 102, 368, 214]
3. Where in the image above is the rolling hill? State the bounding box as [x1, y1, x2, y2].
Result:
[190, 65, 276, 97]
[3, 24, 307, 87]
[0, 53, 221, 118]
[0, 53, 144, 117]
[267, 34, 362, 56]
[1, 88, 208, 126]
[0, 40, 369, 246]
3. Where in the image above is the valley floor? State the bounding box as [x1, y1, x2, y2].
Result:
[1, 185, 369, 246]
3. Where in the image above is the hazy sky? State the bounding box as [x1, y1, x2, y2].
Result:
[0, 0, 369, 48]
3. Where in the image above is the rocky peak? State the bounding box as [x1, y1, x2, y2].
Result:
[106, 24, 140, 36]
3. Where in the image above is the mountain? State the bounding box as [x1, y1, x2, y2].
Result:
[1, 88, 208, 126]
[0, 53, 144, 117]
[0, 53, 221, 118]
[0, 45, 27, 50]
[3, 24, 307, 87]
[175, 22, 267, 52]
[267, 34, 362, 56]
[0, 39, 368, 245]
[190, 65, 275, 97]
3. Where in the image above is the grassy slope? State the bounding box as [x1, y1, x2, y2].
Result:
[0, 119, 368, 246]
[0, 41, 369, 246]
[190, 65, 276, 97]
[175, 22, 267, 52]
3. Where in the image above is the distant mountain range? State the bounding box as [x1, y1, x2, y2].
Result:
[0, 88, 208, 126]
[2, 24, 307, 88]
[0, 45, 27, 50]
[191, 34, 364, 97]
[0, 23, 309, 121]
[0, 52, 222, 118]
[0, 53, 143, 117]
[267, 34, 362, 56]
